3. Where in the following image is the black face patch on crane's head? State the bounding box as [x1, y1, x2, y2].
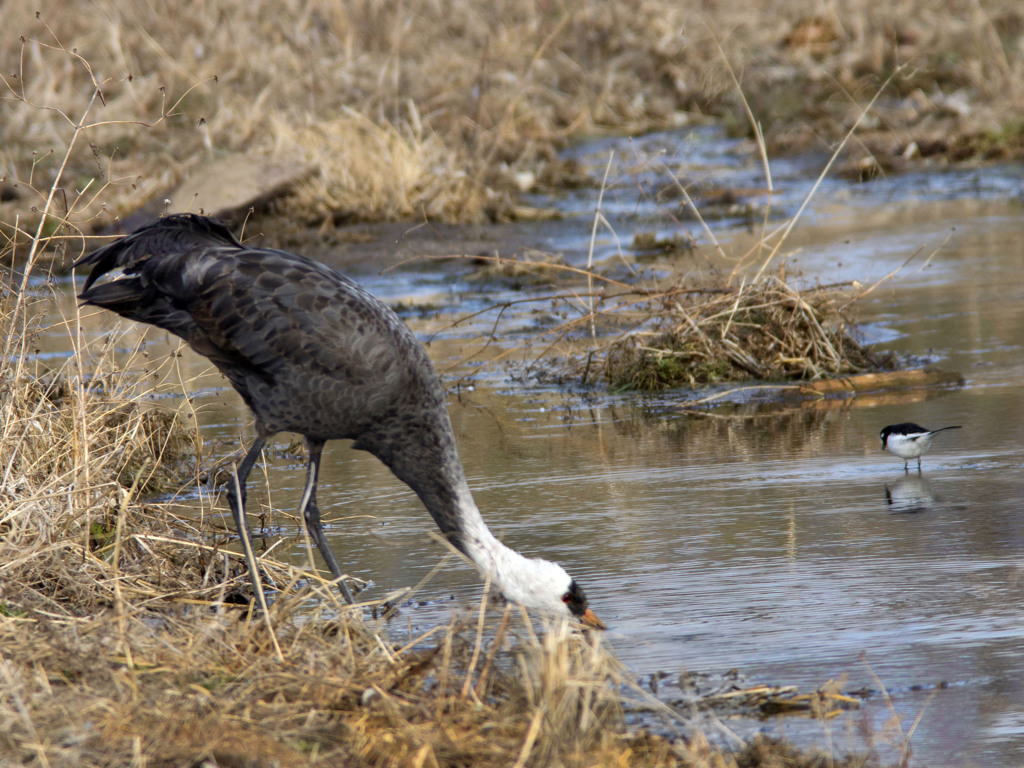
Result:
[561, 579, 589, 617]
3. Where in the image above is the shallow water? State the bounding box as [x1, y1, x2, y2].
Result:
[36, 127, 1024, 767]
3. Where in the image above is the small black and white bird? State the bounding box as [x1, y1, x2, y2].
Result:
[880, 423, 961, 472]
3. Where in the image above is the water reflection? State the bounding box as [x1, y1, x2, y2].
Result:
[884, 475, 936, 514]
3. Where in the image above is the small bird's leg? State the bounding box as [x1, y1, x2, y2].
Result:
[917, 457, 922, 473]
[300, 439, 356, 604]
[228, 436, 269, 610]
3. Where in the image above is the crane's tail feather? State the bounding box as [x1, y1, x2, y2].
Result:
[76, 277, 147, 310]
[74, 214, 241, 294]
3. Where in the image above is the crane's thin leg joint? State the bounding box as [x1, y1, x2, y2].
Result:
[300, 439, 356, 604]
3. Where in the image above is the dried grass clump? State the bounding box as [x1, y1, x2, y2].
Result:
[0, 342, 199, 618]
[0, 0, 693, 239]
[1, 372, 193, 501]
[271, 113, 487, 223]
[600, 279, 884, 391]
[347, 613, 645, 767]
[0, 580, 882, 767]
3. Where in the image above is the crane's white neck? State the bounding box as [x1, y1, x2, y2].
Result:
[368, 410, 574, 617]
[448, 488, 573, 612]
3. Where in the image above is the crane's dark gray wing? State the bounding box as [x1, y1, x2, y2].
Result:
[183, 250, 431, 403]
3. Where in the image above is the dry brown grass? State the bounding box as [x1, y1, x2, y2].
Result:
[463, 271, 890, 392]
[2, 0, 1023, 249]
[1, 361, 193, 498]
[0, 574, 650, 766]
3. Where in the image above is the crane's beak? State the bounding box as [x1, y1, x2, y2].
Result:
[580, 608, 606, 630]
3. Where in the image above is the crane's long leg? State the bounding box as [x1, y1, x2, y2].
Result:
[227, 436, 269, 610]
[299, 439, 356, 604]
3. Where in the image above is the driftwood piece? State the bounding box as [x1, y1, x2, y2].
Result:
[680, 367, 965, 414]
[796, 367, 965, 395]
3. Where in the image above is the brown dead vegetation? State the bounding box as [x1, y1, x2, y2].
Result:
[2, 0, 1023, 247]
[598, 280, 886, 391]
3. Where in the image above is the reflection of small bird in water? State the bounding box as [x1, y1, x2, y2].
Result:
[74, 214, 603, 629]
[884, 475, 936, 514]
[880, 423, 961, 472]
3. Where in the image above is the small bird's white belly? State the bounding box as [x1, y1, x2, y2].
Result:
[886, 433, 929, 459]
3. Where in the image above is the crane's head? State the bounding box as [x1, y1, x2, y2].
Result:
[494, 555, 605, 629]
